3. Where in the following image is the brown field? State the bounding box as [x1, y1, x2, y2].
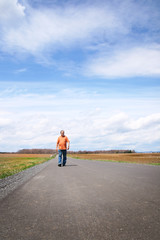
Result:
[69, 153, 160, 165]
[0, 154, 54, 179]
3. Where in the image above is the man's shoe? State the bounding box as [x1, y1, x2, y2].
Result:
[58, 164, 61, 167]
[63, 164, 66, 166]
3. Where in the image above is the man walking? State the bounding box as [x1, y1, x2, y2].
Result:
[56, 130, 70, 167]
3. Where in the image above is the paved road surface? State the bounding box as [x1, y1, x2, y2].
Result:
[0, 156, 160, 240]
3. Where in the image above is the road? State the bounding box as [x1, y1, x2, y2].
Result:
[0, 156, 160, 240]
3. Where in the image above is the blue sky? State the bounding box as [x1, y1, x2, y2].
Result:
[0, 0, 160, 152]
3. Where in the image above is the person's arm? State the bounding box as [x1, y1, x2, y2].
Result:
[67, 138, 70, 150]
[56, 139, 59, 152]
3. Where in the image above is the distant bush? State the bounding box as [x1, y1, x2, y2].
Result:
[16, 149, 57, 154]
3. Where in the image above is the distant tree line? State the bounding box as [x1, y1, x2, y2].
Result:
[68, 150, 135, 154]
[16, 149, 57, 154]
[0, 149, 135, 154]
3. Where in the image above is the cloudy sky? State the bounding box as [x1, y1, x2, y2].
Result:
[0, 0, 160, 152]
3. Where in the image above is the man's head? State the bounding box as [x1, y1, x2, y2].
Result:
[60, 130, 65, 136]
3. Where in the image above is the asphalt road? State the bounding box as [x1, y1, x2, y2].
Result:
[0, 156, 160, 240]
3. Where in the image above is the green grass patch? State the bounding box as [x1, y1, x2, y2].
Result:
[0, 154, 56, 179]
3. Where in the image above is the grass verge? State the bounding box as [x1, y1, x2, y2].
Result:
[0, 154, 56, 179]
[68, 153, 160, 165]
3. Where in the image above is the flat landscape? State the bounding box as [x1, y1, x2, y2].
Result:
[69, 153, 160, 165]
[0, 153, 159, 180]
[0, 154, 53, 179]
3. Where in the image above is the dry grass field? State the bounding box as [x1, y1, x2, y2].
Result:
[69, 153, 160, 165]
[0, 154, 55, 179]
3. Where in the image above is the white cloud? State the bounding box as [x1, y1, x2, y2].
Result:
[0, 0, 160, 78]
[2, 0, 158, 55]
[0, 117, 11, 127]
[1, 109, 160, 152]
[127, 113, 160, 130]
[0, 87, 160, 152]
[14, 68, 27, 73]
[0, 1, 120, 55]
[0, 0, 25, 24]
[86, 46, 160, 78]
